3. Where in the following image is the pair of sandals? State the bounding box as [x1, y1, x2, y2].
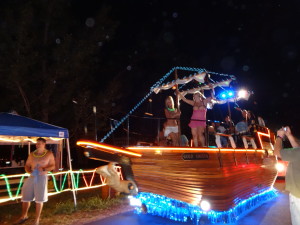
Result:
[13, 217, 28, 224]
[14, 217, 39, 225]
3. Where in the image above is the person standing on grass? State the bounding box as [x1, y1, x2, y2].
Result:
[14, 138, 55, 225]
[274, 126, 300, 225]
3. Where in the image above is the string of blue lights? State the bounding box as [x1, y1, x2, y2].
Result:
[134, 188, 277, 224]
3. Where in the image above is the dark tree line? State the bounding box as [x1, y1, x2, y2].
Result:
[0, 0, 126, 143]
[0, 0, 189, 146]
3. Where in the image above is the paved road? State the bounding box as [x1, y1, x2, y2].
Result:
[84, 180, 291, 225]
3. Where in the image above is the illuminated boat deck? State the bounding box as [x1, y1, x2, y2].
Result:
[77, 128, 272, 156]
[77, 140, 268, 158]
[127, 146, 266, 152]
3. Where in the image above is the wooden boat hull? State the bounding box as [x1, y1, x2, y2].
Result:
[77, 140, 278, 223]
[128, 147, 277, 211]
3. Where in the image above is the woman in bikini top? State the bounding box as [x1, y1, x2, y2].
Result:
[189, 92, 209, 128]
[177, 86, 215, 147]
[164, 96, 181, 146]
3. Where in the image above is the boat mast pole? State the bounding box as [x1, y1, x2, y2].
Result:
[175, 69, 182, 146]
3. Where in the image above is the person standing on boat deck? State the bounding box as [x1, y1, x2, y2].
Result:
[215, 121, 228, 147]
[274, 126, 300, 225]
[234, 107, 251, 147]
[224, 115, 235, 135]
[164, 96, 181, 146]
[177, 84, 215, 147]
[14, 138, 55, 225]
[234, 107, 249, 124]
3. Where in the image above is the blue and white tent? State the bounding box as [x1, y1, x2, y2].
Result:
[0, 112, 69, 138]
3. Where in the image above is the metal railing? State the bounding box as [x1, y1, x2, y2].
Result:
[0, 167, 123, 204]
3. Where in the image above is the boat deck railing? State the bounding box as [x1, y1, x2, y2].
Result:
[106, 114, 273, 150]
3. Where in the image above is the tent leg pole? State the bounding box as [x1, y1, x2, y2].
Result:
[66, 138, 77, 207]
[28, 142, 31, 155]
[60, 140, 63, 188]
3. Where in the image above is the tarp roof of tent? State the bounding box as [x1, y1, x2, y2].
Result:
[0, 113, 69, 138]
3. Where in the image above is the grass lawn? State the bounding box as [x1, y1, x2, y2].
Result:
[0, 187, 132, 225]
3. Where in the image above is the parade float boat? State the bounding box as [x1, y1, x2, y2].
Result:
[77, 67, 278, 224]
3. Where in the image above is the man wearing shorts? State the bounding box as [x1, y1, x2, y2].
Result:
[14, 138, 55, 225]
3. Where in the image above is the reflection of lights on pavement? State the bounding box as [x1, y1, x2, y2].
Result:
[200, 200, 211, 211]
[276, 163, 285, 172]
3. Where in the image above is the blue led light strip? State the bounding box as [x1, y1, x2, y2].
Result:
[135, 188, 277, 224]
[100, 67, 234, 143]
[207, 70, 236, 79]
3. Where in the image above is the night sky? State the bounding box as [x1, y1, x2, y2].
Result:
[1, 0, 300, 138]
[88, 0, 300, 134]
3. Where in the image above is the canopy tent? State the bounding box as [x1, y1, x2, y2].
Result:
[0, 113, 69, 138]
[0, 112, 77, 206]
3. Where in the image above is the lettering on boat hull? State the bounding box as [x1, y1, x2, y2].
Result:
[182, 153, 209, 160]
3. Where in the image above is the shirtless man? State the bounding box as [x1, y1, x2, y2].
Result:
[15, 138, 55, 225]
